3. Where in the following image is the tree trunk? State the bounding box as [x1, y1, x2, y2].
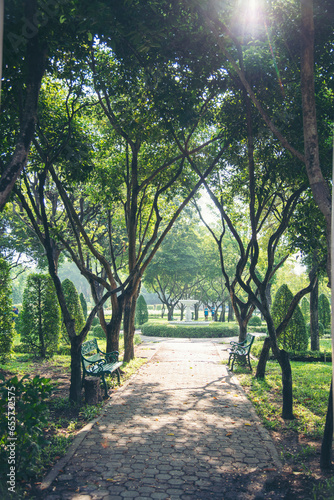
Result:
[69, 335, 83, 404]
[310, 276, 319, 350]
[320, 381, 333, 469]
[106, 295, 123, 353]
[228, 301, 234, 321]
[123, 293, 137, 362]
[277, 349, 294, 420]
[180, 304, 184, 321]
[256, 337, 271, 379]
[167, 305, 174, 321]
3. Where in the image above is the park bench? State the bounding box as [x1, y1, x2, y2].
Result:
[227, 333, 255, 371]
[81, 339, 122, 398]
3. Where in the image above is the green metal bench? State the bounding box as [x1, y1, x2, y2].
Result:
[81, 339, 122, 398]
[227, 333, 255, 371]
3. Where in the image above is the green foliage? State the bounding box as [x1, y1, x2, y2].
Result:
[135, 295, 149, 326]
[19, 274, 60, 358]
[0, 259, 14, 362]
[248, 315, 262, 326]
[271, 284, 308, 351]
[141, 321, 238, 338]
[318, 293, 331, 329]
[79, 293, 88, 320]
[0, 375, 52, 480]
[61, 279, 85, 341]
[300, 296, 310, 323]
[92, 324, 105, 339]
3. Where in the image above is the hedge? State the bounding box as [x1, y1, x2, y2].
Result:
[251, 339, 332, 362]
[140, 321, 239, 338]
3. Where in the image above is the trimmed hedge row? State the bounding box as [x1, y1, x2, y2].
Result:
[140, 321, 239, 338]
[252, 339, 332, 362]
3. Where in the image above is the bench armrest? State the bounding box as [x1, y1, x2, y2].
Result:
[105, 351, 120, 363]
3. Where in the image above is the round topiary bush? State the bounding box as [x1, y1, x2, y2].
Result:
[92, 324, 105, 339]
[248, 315, 262, 326]
[272, 284, 308, 351]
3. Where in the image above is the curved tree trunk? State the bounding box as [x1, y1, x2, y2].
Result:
[255, 337, 271, 379]
[106, 295, 123, 353]
[123, 293, 137, 362]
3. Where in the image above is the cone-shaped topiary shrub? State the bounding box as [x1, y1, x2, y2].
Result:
[19, 273, 60, 357]
[79, 292, 88, 320]
[135, 295, 148, 326]
[272, 284, 308, 351]
[318, 293, 331, 329]
[61, 279, 85, 342]
[0, 259, 15, 361]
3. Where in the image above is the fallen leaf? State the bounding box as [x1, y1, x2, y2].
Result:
[167, 433, 174, 436]
[226, 432, 233, 436]
[244, 423, 251, 426]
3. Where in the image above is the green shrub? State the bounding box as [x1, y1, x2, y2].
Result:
[135, 295, 149, 326]
[91, 317, 99, 327]
[92, 324, 106, 339]
[0, 259, 15, 362]
[0, 375, 52, 480]
[272, 284, 308, 351]
[79, 292, 88, 320]
[318, 294, 331, 329]
[248, 315, 262, 326]
[61, 279, 85, 342]
[300, 296, 310, 323]
[140, 321, 239, 338]
[19, 273, 60, 358]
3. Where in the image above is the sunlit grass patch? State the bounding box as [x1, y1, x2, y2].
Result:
[236, 359, 332, 438]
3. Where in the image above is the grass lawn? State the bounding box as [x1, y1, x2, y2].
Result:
[231, 352, 334, 500]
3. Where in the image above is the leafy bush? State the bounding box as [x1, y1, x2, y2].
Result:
[19, 273, 60, 358]
[135, 295, 149, 326]
[140, 321, 239, 338]
[318, 294, 331, 329]
[61, 279, 85, 342]
[300, 296, 310, 323]
[248, 315, 262, 326]
[272, 284, 308, 351]
[79, 292, 88, 320]
[92, 324, 105, 339]
[0, 375, 52, 480]
[0, 259, 14, 362]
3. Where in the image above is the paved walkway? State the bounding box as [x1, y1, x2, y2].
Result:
[40, 338, 283, 500]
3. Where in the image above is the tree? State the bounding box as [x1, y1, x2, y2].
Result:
[135, 295, 148, 326]
[0, 258, 14, 361]
[272, 285, 308, 351]
[19, 273, 60, 357]
[61, 279, 85, 343]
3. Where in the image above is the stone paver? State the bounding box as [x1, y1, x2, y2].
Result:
[40, 338, 283, 499]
